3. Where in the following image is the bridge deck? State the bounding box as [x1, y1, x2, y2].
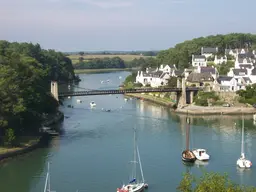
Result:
[58, 87, 200, 97]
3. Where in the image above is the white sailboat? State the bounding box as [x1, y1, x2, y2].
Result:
[117, 129, 148, 192]
[192, 149, 210, 161]
[237, 117, 252, 168]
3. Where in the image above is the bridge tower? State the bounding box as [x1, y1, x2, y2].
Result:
[178, 77, 186, 107]
[51, 81, 59, 101]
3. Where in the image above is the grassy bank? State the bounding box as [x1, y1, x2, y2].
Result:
[74, 68, 132, 74]
[0, 136, 40, 155]
[125, 93, 176, 108]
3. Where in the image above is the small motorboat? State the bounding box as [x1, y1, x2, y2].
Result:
[77, 99, 82, 103]
[90, 101, 96, 108]
[192, 149, 210, 161]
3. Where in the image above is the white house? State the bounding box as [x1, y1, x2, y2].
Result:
[214, 55, 227, 65]
[213, 76, 237, 92]
[136, 65, 175, 87]
[234, 55, 253, 69]
[192, 55, 207, 68]
[201, 47, 218, 58]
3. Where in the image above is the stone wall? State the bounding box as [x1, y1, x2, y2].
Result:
[215, 91, 239, 104]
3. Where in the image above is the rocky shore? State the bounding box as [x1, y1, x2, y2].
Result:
[125, 93, 256, 115]
[176, 105, 256, 115]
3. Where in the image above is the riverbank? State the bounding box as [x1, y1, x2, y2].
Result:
[74, 68, 132, 74]
[125, 93, 256, 115]
[125, 93, 176, 108]
[176, 105, 256, 115]
[0, 110, 64, 162]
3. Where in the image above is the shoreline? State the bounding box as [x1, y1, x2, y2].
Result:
[175, 105, 256, 115]
[125, 93, 176, 108]
[0, 110, 64, 163]
[125, 93, 256, 115]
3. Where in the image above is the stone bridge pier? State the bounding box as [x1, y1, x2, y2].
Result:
[51, 81, 59, 101]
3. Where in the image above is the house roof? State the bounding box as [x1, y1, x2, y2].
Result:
[251, 68, 256, 75]
[217, 76, 233, 84]
[242, 77, 252, 83]
[200, 66, 217, 74]
[232, 68, 247, 76]
[238, 58, 251, 64]
[193, 55, 206, 60]
[186, 72, 214, 82]
[238, 53, 255, 59]
[173, 70, 183, 76]
[239, 64, 252, 69]
[201, 47, 218, 54]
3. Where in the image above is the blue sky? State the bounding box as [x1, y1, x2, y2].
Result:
[0, 0, 255, 51]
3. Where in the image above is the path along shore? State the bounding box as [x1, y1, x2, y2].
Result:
[125, 93, 256, 115]
[0, 111, 64, 162]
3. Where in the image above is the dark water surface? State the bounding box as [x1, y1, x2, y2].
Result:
[1, 71, 256, 192]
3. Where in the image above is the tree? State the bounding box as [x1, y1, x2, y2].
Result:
[0, 40, 78, 145]
[157, 33, 256, 69]
[177, 172, 256, 192]
[167, 77, 177, 87]
[237, 83, 256, 105]
[78, 51, 84, 56]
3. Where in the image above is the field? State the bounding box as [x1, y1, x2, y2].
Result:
[68, 54, 153, 64]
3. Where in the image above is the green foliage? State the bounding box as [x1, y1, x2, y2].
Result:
[4, 128, 16, 146]
[157, 33, 256, 69]
[0, 41, 78, 145]
[237, 84, 256, 105]
[178, 172, 256, 192]
[78, 51, 84, 56]
[126, 57, 159, 69]
[75, 57, 126, 69]
[167, 77, 177, 88]
[194, 91, 219, 106]
[218, 60, 235, 75]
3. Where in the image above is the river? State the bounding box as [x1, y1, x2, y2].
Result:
[1, 71, 256, 192]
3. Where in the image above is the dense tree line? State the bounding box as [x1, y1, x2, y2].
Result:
[75, 57, 126, 69]
[0, 41, 78, 145]
[157, 33, 256, 69]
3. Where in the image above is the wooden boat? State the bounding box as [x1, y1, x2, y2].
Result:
[182, 118, 196, 163]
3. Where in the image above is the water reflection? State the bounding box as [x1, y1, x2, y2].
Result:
[0, 147, 50, 192]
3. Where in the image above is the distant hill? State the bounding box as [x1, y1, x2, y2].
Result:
[156, 33, 256, 69]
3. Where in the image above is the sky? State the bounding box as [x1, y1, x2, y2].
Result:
[0, 0, 255, 52]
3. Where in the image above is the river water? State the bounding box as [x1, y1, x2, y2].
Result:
[1, 71, 256, 192]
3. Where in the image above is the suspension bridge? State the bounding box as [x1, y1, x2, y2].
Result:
[51, 79, 200, 105]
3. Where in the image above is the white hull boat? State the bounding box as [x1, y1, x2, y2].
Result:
[117, 128, 148, 192]
[192, 149, 210, 161]
[90, 101, 96, 108]
[237, 117, 252, 168]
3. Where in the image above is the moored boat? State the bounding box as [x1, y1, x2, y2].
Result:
[182, 118, 196, 163]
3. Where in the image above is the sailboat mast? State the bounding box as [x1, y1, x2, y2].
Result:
[48, 162, 50, 192]
[241, 117, 244, 155]
[137, 146, 145, 183]
[133, 128, 137, 180]
[186, 118, 190, 150]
